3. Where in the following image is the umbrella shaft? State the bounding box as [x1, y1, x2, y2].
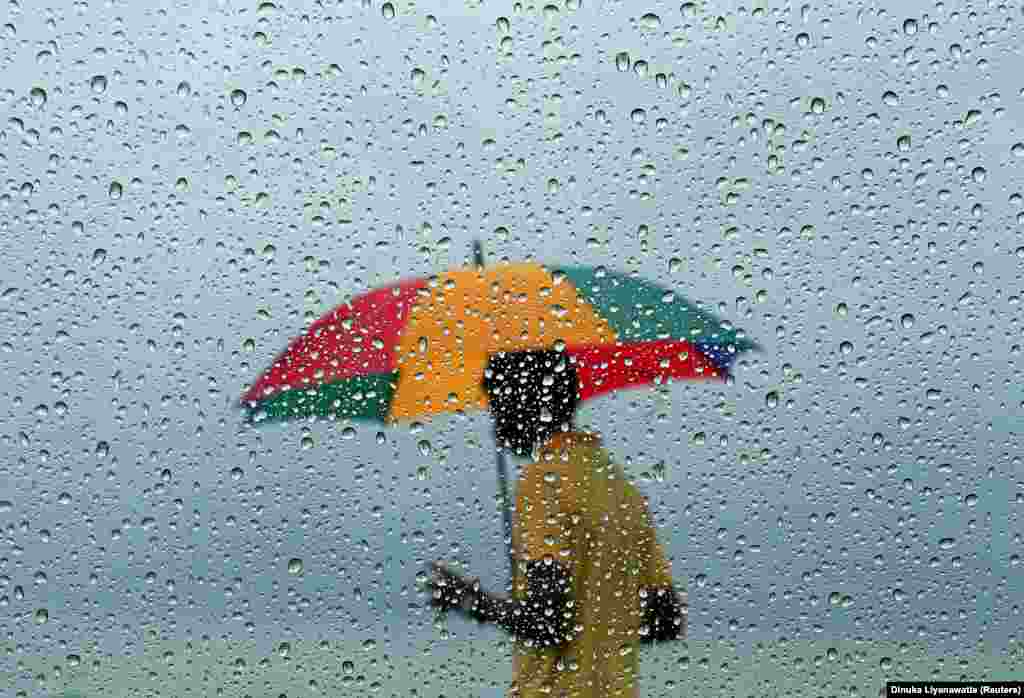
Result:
[496, 448, 514, 577]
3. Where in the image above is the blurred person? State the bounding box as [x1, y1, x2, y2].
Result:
[428, 348, 686, 698]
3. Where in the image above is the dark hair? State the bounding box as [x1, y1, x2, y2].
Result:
[482, 349, 580, 453]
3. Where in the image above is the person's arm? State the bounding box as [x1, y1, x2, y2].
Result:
[639, 505, 686, 643]
[429, 560, 574, 648]
[429, 455, 579, 648]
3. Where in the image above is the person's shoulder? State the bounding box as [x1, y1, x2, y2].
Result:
[536, 433, 598, 467]
[520, 454, 572, 490]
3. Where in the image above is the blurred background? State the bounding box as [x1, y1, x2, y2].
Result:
[1, 0, 1022, 695]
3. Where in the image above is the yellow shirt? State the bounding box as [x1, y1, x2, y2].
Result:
[509, 431, 679, 698]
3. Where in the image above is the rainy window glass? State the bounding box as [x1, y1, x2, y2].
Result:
[3, 0, 1024, 697]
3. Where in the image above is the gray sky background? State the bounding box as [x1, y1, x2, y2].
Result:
[1, 0, 1023, 686]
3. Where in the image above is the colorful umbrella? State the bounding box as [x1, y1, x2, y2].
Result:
[240, 242, 757, 571]
[241, 262, 755, 423]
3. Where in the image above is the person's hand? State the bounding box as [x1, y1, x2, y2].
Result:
[427, 562, 476, 614]
[640, 586, 687, 643]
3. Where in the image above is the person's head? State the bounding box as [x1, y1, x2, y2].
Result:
[482, 349, 580, 456]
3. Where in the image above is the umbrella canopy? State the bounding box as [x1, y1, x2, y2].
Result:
[240, 262, 756, 424]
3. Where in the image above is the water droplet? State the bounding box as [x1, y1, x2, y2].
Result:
[810, 97, 826, 114]
[668, 257, 683, 273]
[90, 75, 108, 94]
[176, 81, 191, 98]
[29, 86, 46, 108]
[882, 90, 900, 106]
[630, 108, 646, 124]
[92, 248, 107, 265]
[964, 493, 978, 507]
[287, 558, 304, 575]
[765, 391, 779, 409]
[230, 466, 244, 480]
[381, 1, 396, 19]
[34, 608, 48, 624]
[899, 313, 914, 329]
[1012, 142, 1024, 158]
[108, 181, 123, 200]
[230, 88, 247, 107]
[939, 537, 955, 549]
[301, 435, 314, 450]
[897, 134, 911, 151]
[639, 12, 660, 29]
[795, 32, 810, 48]
[615, 52, 630, 72]
[341, 426, 357, 440]
[971, 166, 986, 184]
[902, 18, 918, 35]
